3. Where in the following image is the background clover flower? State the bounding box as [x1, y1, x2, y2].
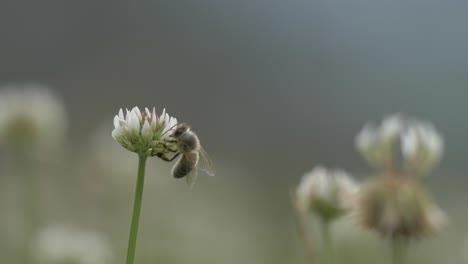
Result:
[356, 178, 446, 238]
[112, 107, 177, 156]
[355, 114, 446, 264]
[296, 166, 358, 221]
[0, 84, 67, 151]
[355, 114, 444, 176]
[295, 166, 358, 264]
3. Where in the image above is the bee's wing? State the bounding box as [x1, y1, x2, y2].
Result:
[185, 162, 198, 189]
[198, 147, 215, 176]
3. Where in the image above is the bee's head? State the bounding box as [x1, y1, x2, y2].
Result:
[172, 123, 190, 138]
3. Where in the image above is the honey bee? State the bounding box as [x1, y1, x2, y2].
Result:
[157, 123, 215, 187]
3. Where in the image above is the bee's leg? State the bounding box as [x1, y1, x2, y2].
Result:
[166, 145, 178, 152]
[164, 140, 180, 149]
[154, 142, 178, 152]
[156, 152, 171, 162]
[157, 152, 181, 162]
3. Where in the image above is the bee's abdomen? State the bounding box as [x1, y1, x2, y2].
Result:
[172, 153, 199, 178]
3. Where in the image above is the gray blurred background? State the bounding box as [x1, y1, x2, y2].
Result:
[1, 1, 468, 263]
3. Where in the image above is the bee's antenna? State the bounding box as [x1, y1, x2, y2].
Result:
[161, 123, 180, 137]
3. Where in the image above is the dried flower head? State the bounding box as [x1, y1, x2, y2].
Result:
[356, 177, 446, 238]
[31, 225, 113, 264]
[112, 107, 177, 156]
[356, 114, 443, 176]
[0, 84, 66, 150]
[296, 166, 358, 221]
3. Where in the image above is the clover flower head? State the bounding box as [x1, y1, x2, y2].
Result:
[112, 107, 177, 156]
[356, 178, 446, 238]
[296, 166, 358, 221]
[356, 114, 443, 176]
[0, 84, 67, 150]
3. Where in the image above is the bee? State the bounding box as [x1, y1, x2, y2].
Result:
[157, 123, 215, 187]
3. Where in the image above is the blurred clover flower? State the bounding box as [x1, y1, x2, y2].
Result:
[112, 107, 177, 156]
[31, 225, 113, 264]
[296, 166, 358, 221]
[356, 114, 443, 177]
[0, 84, 67, 151]
[355, 114, 446, 264]
[357, 177, 446, 238]
[295, 166, 358, 264]
[0, 84, 67, 263]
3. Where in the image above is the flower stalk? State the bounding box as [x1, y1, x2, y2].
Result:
[320, 220, 335, 264]
[125, 154, 147, 264]
[14, 148, 40, 264]
[290, 191, 317, 264]
[391, 235, 408, 264]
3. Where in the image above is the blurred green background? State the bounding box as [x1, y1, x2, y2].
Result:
[0, 1, 467, 263]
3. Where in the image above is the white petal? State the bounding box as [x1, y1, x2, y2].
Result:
[127, 111, 141, 132]
[401, 127, 419, 159]
[112, 127, 124, 141]
[119, 118, 127, 127]
[152, 108, 157, 123]
[125, 109, 131, 121]
[380, 114, 404, 139]
[161, 113, 178, 138]
[355, 124, 377, 152]
[145, 107, 151, 117]
[118, 109, 124, 120]
[423, 125, 444, 159]
[313, 168, 331, 199]
[426, 205, 446, 231]
[131, 107, 142, 121]
[141, 120, 153, 141]
[113, 115, 120, 128]
[334, 169, 359, 197]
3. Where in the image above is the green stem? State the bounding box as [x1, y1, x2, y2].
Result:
[321, 220, 335, 264]
[290, 192, 316, 264]
[391, 235, 408, 264]
[125, 154, 147, 264]
[16, 149, 39, 264]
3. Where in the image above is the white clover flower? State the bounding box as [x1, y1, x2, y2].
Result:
[112, 107, 177, 156]
[31, 225, 113, 264]
[296, 166, 358, 221]
[356, 114, 444, 176]
[0, 84, 66, 150]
